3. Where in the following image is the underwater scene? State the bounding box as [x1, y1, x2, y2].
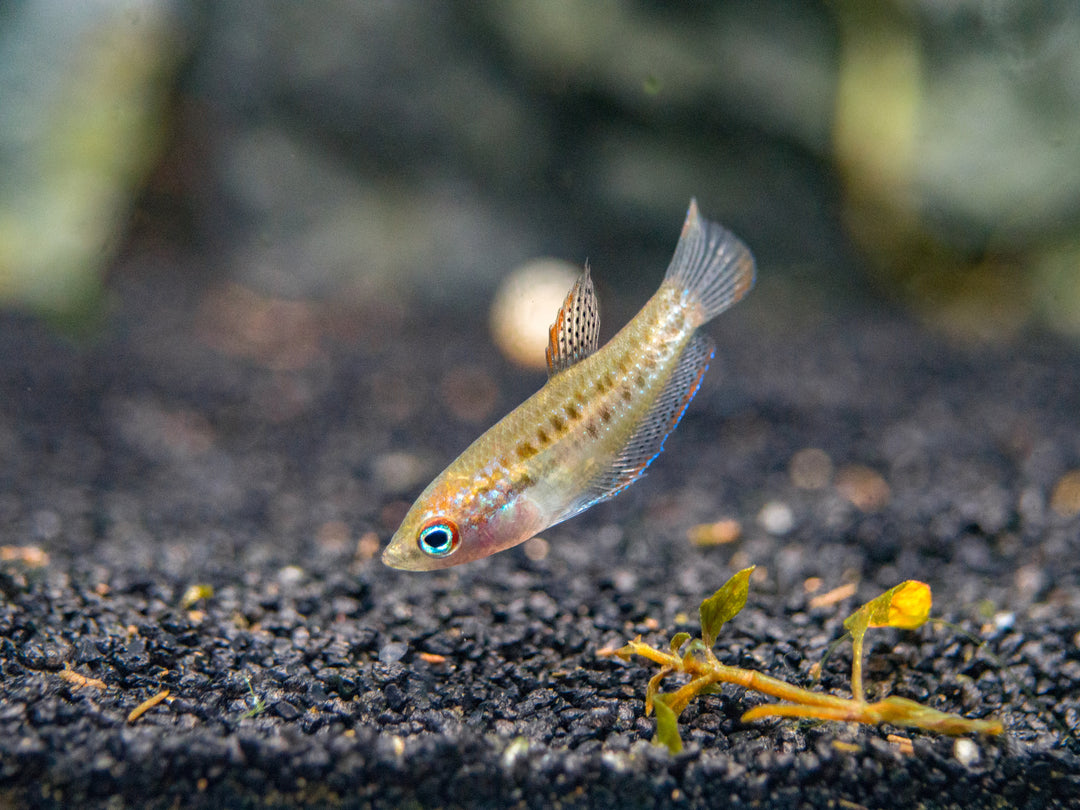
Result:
[1, 2, 1078, 807]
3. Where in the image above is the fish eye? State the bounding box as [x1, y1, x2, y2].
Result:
[417, 519, 460, 558]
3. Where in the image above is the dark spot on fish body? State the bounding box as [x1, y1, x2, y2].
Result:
[635, 373, 646, 388]
[600, 407, 612, 424]
[621, 387, 632, 402]
[516, 471, 535, 489]
[595, 377, 608, 394]
[537, 427, 549, 445]
[586, 422, 598, 438]
[566, 402, 580, 420]
[550, 414, 565, 433]
[517, 441, 537, 460]
[617, 354, 630, 374]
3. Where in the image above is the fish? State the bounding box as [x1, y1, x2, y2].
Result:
[383, 199, 755, 570]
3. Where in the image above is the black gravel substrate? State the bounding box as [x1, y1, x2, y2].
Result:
[1, 267, 1079, 809]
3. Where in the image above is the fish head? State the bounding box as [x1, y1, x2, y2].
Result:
[382, 472, 546, 571]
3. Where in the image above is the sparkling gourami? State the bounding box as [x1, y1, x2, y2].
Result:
[383, 199, 755, 570]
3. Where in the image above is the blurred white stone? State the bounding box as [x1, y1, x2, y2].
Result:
[953, 737, 979, 768]
[373, 451, 430, 494]
[993, 611, 1015, 632]
[276, 565, 305, 587]
[758, 500, 795, 536]
[490, 258, 581, 370]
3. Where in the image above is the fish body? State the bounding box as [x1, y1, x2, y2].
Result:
[383, 200, 755, 570]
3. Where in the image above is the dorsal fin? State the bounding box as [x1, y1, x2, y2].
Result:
[550, 331, 715, 525]
[545, 264, 600, 377]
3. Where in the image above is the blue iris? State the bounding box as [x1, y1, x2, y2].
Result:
[418, 520, 460, 557]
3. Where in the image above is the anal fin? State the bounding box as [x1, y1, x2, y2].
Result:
[555, 331, 715, 524]
[546, 264, 600, 376]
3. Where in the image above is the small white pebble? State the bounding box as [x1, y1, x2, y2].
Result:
[379, 641, 408, 665]
[954, 738, 979, 767]
[276, 565, 305, 586]
[373, 451, 429, 492]
[758, 501, 795, 536]
[1014, 563, 1046, 597]
[490, 259, 582, 370]
[789, 448, 833, 490]
[993, 611, 1015, 632]
[501, 736, 530, 769]
[612, 569, 638, 594]
[601, 751, 630, 774]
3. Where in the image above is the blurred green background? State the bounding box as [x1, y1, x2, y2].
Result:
[2, 0, 1078, 340]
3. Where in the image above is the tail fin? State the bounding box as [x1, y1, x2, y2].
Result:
[663, 198, 755, 324]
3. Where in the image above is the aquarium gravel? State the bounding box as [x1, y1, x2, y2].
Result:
[1, 268, 1078, 810]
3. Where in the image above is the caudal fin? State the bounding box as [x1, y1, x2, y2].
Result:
[663, 198, 755, 324]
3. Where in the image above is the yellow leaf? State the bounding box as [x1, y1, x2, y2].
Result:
[873, 581, 931, 629]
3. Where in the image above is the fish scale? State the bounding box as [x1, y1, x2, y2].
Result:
[383, 199, 755, 570]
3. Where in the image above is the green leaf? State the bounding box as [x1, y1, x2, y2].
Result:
[699, 566, 755, 648]
[652, 695, 683, 753]
[669, 632, 691, 655]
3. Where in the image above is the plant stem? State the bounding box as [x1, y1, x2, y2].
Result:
[610, 638, 1002, 736]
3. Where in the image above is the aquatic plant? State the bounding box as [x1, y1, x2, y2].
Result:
[602, 568, 1003, 753]
[240, 676, 268, 719]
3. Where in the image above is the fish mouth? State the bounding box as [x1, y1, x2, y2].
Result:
[380, 538, 415, 570]
[381, 531, 445, 571]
